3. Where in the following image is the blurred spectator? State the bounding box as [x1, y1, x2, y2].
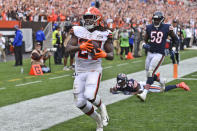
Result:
[0, 33, 6, 62]
[36, 27, 46, 50]
[52, 26, 63, 64]
[113, 28, 120, 55]
[63, 33, 75, 71]
[185, 24, 193, 47]
[31, 42, 51, 73]
[13, 25, 23, 66]
[119, 29, 130, 60]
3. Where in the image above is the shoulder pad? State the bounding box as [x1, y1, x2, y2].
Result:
[72, 26, 87, 37]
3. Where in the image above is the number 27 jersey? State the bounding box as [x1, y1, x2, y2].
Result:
[146, 24, 171, 55]
[72, 26, 111, 73]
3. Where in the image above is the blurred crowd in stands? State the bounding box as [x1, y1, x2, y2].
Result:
[0, 0, 197, 26]
[0, 0, 197, 64]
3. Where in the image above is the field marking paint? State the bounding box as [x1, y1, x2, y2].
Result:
[49, 74, 70, 80]
[25, 76, 35, 79]
[7, 70, 66, 83]
[8, 78, 21, 82]
[191, 75, 197, 77]
[117, 63, 129, 67]
[15, 81, 42, 87]
[55, 71, 65, 73]
[177, 78, 197, 80]
[131, 60, 142, 63]
[0, 87, 5, 90]
[103, 66, 113, 70]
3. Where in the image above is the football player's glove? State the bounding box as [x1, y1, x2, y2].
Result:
[79, 40, 94, 52]
[142, 43, 151, 51]
[94, 48, 107, 58]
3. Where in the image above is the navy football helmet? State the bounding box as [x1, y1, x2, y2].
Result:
[152, 11, 165, 27]
[117, 73, 128, 86]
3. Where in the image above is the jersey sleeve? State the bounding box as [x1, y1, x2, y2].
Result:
[107, 30, 113, 39]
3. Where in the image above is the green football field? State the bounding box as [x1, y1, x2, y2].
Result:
[0, 49, 197, 131]
[44, 71, 197, 131]
[0, 49, 197, 108]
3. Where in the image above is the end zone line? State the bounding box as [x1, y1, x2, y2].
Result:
[49, 75, 70, 80]
[15, 81, 42, 87]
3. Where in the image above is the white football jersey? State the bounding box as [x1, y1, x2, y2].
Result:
[72, 26, 111, 73]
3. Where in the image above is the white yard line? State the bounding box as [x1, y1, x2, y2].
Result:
[49, 74, 70, 80]
[131, 60, 142, 63]
[0, 87, 5, 90]
[177, 78, 197, 80]
[116, 63, 129, 66]
[103, 66, 112, 70]
[191, 75, 197, 77]
[1, 57, 197, 131]
[15, 81, 42, 87]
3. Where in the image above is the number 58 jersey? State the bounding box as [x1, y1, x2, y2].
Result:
[146, 24, 171, 55]
[72, 26, 111, 73]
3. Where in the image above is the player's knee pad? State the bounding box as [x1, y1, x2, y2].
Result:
[75, 97, 87, 108]
[84, 89, 95, 102]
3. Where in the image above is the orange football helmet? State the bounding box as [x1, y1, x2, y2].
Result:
[82, 7, 103, 29]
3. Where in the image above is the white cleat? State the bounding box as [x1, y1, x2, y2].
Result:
[100, 104, 109, 126]
[160, 78, 167, 92]
[96, 114, 103, 131]
[137, 91, 147, 102]
[63, 66, 70, 71]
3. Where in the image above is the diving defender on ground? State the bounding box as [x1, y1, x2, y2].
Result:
[110, 73, 190, 95]
[138, 11, 179, 101]
[65, 7, 114, 131]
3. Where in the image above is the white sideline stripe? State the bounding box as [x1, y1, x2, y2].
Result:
[0, 87, 5, 90]
[15, 81, 42, 87]
[103, 66, 112, 70]
[132, 60, 142, 63]
[49, 74, 70, 80]
[191, 75, 197, 77]
[117, 63, 128, 66]
[177, 78, 197, 80]
[1, 57, 197, 131]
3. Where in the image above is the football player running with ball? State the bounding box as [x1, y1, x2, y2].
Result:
[137, 11, 179, 102]
[65, 7, 113, 131]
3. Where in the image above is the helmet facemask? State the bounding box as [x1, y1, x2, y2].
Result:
[117, 73, 128, 87]
[152, 12, 165, 28]
[82, 14, 100, 29]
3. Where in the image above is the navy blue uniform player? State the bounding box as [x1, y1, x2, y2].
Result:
[110, 73, 190, 95]
[137, 11, 179, 101]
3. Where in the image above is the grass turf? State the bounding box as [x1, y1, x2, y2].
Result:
[0, 49, 196, 107]
[44, 71, 197, 131]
